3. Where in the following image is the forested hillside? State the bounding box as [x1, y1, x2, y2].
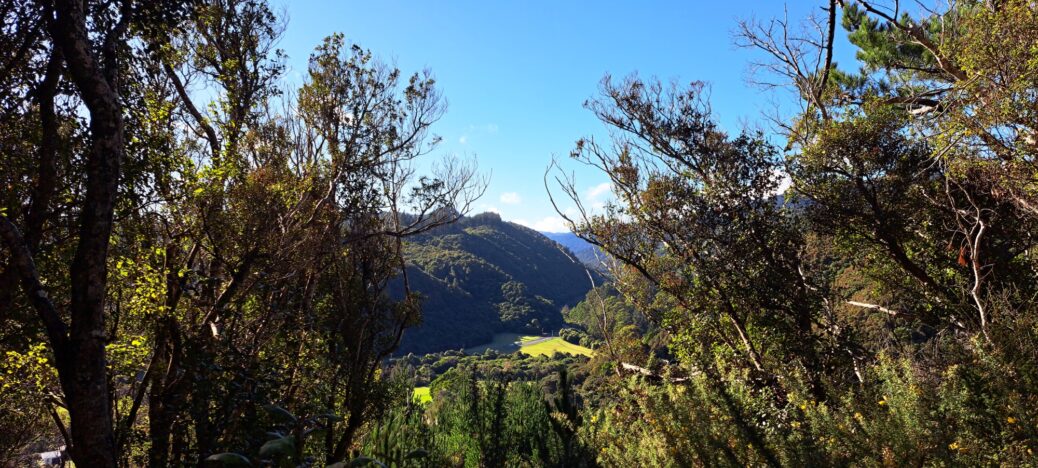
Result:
[397, 212, 599, 354]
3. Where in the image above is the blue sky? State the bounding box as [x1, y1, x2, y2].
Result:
[278, 1, 854, 231]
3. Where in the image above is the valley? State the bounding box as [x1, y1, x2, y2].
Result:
[394, 212, 603, 354]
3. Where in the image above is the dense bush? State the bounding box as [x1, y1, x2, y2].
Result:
[556, 2, 1038, 466]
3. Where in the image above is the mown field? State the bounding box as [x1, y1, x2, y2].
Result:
[461, 333, 594, 357]
[518, 337, 593, 357]
[412, 386, 432, 404]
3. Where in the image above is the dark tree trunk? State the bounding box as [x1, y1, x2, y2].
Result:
[24, 47, 61, 253]
[45, 0, 127, 466]
[331, 403, 367, 462]
[147, 324, 174, 468]
[149, 251, 192, 468]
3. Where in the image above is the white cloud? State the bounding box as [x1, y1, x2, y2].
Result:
[458, 123, 498, 146]
[500, 192, 522, 205]
[533, 217, 570, 233]
[516, 216, 570, 233]
[586, 182, 611, 199]
[771, 169, 792, 196]
[478, 204, 500, 214]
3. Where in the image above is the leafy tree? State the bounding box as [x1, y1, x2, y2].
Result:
[0, 1, 193, 465]
[1, 0, 482, 465]
[549, 1, 1038, 465]
[556, 76, 839, 401]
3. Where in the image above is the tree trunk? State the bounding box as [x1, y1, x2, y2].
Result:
[331, 400, 366, 462]
[46, 0, 126, 465]
[147, 322, 175, 468]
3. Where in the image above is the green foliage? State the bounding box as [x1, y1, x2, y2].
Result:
[583, 339, 1038, 466]
[562, 2, 1038, 466]
[558, 328, 585, 345]
[408, 367, 594, 467]
[0, 342, 59, 464]
[842, 3, 941, 76]
[564, 284, 660, 363]
[2, 0, 475, 464]
[393, 347, 590, 390]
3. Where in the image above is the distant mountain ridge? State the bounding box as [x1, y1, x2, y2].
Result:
[540, 231, 607, 271]
[539, 231, 589, 253]
[396, 212, 601, 354]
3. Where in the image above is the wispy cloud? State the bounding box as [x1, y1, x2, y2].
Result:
[458, 123, 498, 146]
[515, 216, 570, 233]
[534, 217, 568, 232]
[586, 182, 611, 199]
[500, 192, 522, 205]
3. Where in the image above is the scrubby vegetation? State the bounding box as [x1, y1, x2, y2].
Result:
[2, 0, 1038, 466]
[392, 347, 592, 389]
[552, 1, 1038, 465]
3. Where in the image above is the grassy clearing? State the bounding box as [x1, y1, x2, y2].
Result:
[413, 386, 432, 404]
[462, 333, 595, 357]
[519, 337, 594, 357]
